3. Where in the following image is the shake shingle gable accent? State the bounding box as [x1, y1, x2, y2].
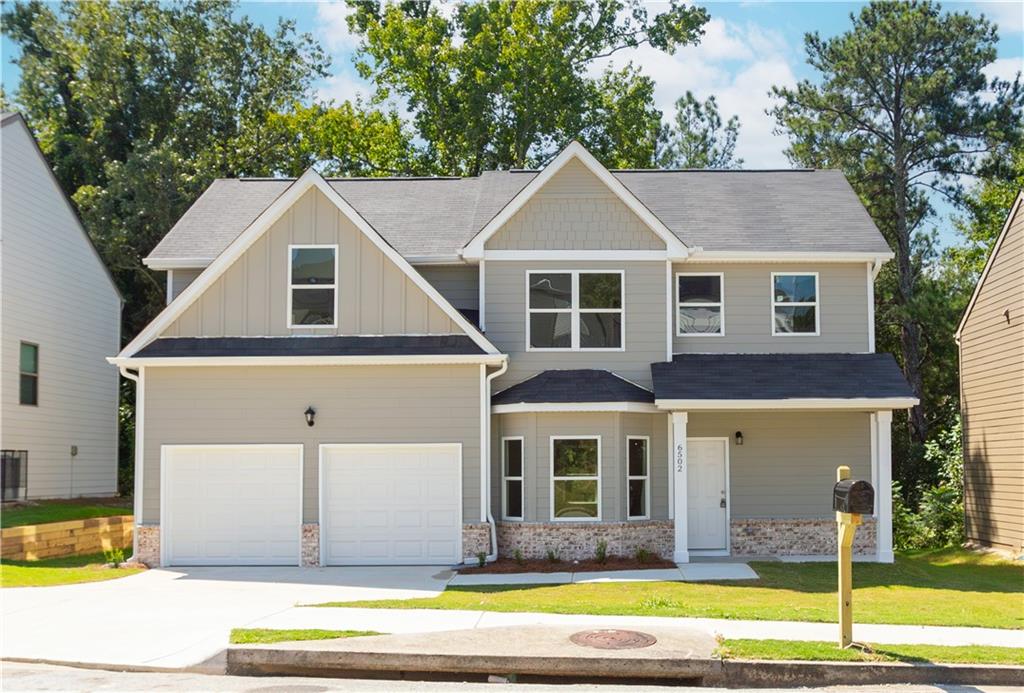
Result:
[492, 369, 654, 406]
[651, 353, 918, 409]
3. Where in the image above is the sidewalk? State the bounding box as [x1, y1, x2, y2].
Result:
[252, 606, 1024, 648]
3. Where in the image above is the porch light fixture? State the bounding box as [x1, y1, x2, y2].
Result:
[304, 406, 316, 427]
[734, 431, 743, 446]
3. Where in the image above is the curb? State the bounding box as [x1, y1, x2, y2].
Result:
[225, 646, 1024, 686]
[1, 654, 226, 676]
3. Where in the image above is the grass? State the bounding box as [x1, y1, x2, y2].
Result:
[321, 549, 1024, 630]
[0, 552, 144, 588]
[230, 629, 382, 645]
[716, 639, 1024, 665]
[1, 500, 132, 529]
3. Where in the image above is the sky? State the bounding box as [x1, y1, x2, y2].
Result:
[2, 1, 1022, 240]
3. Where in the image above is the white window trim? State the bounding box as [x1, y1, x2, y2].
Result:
[526, 270, 625, 352]
[501, 436, 525, 521]
[287, 244, 339, 329]
[676, 272, 725, 337]
[626, 435, 651, 520]
[19, 341, 39, 406]
[770, 271, 820, 337]
[549, 436, 602, 522]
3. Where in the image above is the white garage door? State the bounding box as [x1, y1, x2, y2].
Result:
[321, 444, 461, 565]
[163, 445, 302, 566]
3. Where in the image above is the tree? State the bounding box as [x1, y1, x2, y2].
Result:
[659, 91, 743, 168]
[346, 0, 709, 173]
[770, 0, 1023, 448]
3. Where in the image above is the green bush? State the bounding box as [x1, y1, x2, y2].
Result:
[595, 539, 608, 564]
[892, 419, 965, 551]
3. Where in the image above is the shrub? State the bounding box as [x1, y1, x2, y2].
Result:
[635, 547, 652, 564]
[595, 539, 608, 564]
[476, 551, 486, 568]
[546, 548, 560, 563]
[513, 549, 525, 566]
[104, 547, 126, 567]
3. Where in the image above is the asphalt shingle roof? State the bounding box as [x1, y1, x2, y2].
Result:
[492, 369, 654, 405]
[146, 168, 890, 263]
[135, 335, 485, 358]
[650, 353, 915, 401]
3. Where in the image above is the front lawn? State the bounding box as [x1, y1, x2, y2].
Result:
[324, 550, 1023, 629]
[1, 499, 132, 529]
[716, 639, 1024, 665]
[230, 629, 382, 644]
[0, 552, 144, 588]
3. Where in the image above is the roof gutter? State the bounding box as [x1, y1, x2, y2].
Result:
[107, 354, 509, 368]
[143, 258, 215, 270]
[654, 397, 919, 411]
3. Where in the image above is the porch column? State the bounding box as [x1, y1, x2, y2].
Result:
[875, 410, 894, 563]
[672, 411, 689, 563]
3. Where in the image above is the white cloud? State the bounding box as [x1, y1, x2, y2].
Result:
[316, 69, 368, 105]
[590, 17, 798, 167]
[983, 56, 1024, 84]
[315, 1, 361, 52]
[974, 1, 1024, 34]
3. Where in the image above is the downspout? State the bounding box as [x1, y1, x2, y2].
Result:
[484, 360, 508, 562]
[118, 366, 141, 561]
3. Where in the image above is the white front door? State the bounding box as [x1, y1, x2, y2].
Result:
[687, 439, 728, 551]
[162, 445, 302, 566]
[320, 443, 462, 565]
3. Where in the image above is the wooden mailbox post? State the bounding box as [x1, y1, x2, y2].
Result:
[833, 465, 875, 648]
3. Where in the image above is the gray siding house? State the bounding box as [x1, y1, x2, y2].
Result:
[113, 142, 915, 567]
[1, 113, 122, 500]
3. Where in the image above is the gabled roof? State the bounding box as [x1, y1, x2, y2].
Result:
[492, 369, 654, 405]
[145, 154, 893, 268]
[1, 112, 123, 302]
[955, 190, 1024, 341]
[115, 168, 502, 360]
[462, 141, 689, 260]
[651, 353, 917, 409]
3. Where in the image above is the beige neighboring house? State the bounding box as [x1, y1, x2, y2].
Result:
[0, 113, 122, 500]
[112, 141, 917, 568]
[956, 191, 1024, 556]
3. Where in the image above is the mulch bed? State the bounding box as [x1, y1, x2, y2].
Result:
[459, 556, 677, 574]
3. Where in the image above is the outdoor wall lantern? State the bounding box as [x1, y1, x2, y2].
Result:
[734, 431, 744, 446]
[304, 406, 316, 427]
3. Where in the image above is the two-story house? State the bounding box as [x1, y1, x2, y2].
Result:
[110, 142, 916, 567]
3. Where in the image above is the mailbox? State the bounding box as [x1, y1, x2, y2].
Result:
[833, 479, 874, 515]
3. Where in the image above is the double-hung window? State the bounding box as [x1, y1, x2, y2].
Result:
[551, 437, 600, 521]
[677, 273, 724, 336]
[527, 271, 623, 350]
[288, 245, 338, 328]
[19, 342, 38, 406]
[502, 437, 524, 520]
[626, 436, 650, 519]
[771, 272, 819, 336]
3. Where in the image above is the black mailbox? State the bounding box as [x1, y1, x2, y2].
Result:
[833, 479, 874, 515]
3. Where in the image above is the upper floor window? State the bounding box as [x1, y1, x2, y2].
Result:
[288, 245, 337, 328]
[19, 342, 38, 406]
[772, 272, 819, 336]
[677, 273, 724, 336]
[527, 271, 623, 351]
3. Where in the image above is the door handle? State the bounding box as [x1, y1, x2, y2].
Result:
[720, 498, 727, 508]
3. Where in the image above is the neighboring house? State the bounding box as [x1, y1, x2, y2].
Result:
[955, 191, 1024, 557]
[1, 113, 122, 501]
[111, 142, 916, 568]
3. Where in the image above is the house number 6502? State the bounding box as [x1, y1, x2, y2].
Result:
[675, 444, 686, 472]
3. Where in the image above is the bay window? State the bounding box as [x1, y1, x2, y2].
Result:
[551, 436, 600, 521]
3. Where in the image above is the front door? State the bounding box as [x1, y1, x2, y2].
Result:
[687, 439, 728, 551]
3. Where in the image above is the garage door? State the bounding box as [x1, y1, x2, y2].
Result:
[162, 445, 302, 566]
[321, 444, 461, 565]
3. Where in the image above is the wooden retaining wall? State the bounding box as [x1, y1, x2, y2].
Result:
[1, 515, 133, 561]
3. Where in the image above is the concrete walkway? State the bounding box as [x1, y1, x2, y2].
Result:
[251, 606, 1024, 648]
[450, 563, 758, 586]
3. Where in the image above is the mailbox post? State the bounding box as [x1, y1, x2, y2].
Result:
[833, 466, 875, 648]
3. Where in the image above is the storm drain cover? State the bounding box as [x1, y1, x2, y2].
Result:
[569, 629, 657, 650]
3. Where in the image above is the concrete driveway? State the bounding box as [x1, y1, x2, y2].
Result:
[1, 565, 451, 668]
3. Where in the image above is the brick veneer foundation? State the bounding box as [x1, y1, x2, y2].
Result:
[301, 523, 320, 567]
[496, 520, 674, 561]
[730, 518, 877, 556]
[462, 523, 491, 560]
[134, 524, 161, 566]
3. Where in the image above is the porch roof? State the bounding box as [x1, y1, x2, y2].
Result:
[651, 353, 918, 409]
[492, 369, 654, 405]
[134, 335, 486, 357]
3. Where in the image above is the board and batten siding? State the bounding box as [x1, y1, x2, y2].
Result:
[959, 201, 1024, 553]
[0, 116, 121, 498]
[672, 262, 871, 353]
[161, 188, 463, 338]
[485, 159, 666, 251]
[491, 412, 669, 523]
[416, 265, 479, 310]
[486, 260, 666, 390]
[141, 365, 482, 525]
